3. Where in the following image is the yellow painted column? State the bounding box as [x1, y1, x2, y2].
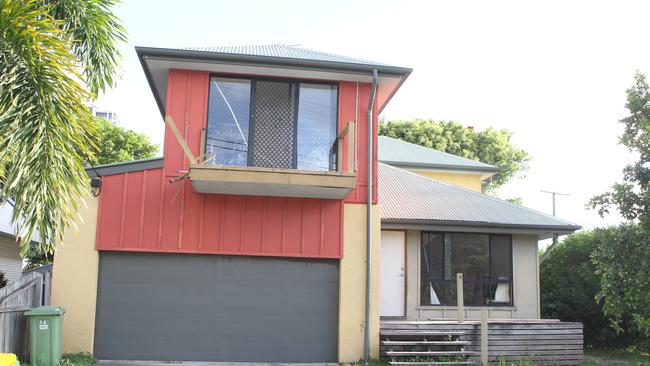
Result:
[51, 191, 99, 353]
[338, 203, 381, 362]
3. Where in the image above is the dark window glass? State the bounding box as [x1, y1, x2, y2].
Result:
[206, 78, 251, 166]
[489, 235, 513, 304]
[450, 233, 489, 281]
[420, 232, 512, 306]
[297, 84, 338, 171]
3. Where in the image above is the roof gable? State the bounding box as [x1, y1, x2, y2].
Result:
[378, 136, 500, 173]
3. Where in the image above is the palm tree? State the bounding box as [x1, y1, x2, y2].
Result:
[0, 0, 125, 255]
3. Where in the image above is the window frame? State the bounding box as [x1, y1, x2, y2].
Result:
[205, 74, 340, 171]
[419, 231, 514, 307]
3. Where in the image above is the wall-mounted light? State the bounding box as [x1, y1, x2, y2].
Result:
[90, 177, 102, 197]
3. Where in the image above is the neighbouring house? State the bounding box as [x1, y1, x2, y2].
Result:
[378, 135, 500, 192]
[0, 204, 23, 284]
[50, 45, 583, 364]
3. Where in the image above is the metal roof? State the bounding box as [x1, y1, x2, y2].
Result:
[378, 163, 581, 232]
[378, 136, 500, 173]
[85, 157, 163, 177]
[136, 45, 412, 117]
[183, 45, 398, 68]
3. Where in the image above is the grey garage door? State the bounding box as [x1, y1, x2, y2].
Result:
[94, 252, 339, 362]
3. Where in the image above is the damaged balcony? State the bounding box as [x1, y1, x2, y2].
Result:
[189, 164, 356, 199]
[169, 77, 358, 199]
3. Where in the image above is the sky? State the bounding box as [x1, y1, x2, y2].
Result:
[94, 0, 650, 233]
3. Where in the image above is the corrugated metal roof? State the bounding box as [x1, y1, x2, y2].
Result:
[378, 163, 580, 231]
[378, 136, 500, 172]
[183, 45, 396, 68]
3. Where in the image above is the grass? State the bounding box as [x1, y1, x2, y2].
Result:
[21, 353, 96, 366]
[583, 347, 650, 365]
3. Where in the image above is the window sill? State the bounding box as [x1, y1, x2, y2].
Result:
[189, 164, 357, 199]
[416, 305, 517, 311]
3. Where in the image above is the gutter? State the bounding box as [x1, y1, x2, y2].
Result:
[135, 46, 413, 77]
[364, 69, 378, 362]
[380, 218, 582, 233]
[380, 161, 502, 173]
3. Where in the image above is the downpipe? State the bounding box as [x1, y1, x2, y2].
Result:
[364, 69, 378, 363]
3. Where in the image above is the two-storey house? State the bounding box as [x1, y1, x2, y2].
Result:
[50, 45, 582, 365]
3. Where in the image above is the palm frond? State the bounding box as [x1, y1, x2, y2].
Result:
[47, 0, 127, 95]
[0, 0, 98, 255]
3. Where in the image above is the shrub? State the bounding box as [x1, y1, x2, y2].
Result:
[540, 231, 627, 347]
[0, 271, 6, 288]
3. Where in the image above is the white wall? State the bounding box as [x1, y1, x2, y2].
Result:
[400, 230, 540, 320]
[0, 233, 23, 284]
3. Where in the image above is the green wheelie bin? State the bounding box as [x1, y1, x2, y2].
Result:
[25, 307, 65, 366]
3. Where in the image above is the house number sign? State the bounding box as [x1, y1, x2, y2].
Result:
[39, 320, 49, 330]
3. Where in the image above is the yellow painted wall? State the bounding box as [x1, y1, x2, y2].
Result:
[410, 170, 483, 192]
[51, 191, 99, 354]
[339, 203, 381, 362]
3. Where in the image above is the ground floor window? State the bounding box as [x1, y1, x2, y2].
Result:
[420, 232, 513, 306]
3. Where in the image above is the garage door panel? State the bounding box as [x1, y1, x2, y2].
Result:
[94, 252, 338, 362]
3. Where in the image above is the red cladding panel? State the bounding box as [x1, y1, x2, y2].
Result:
[96, 170, 343, 258]
[339, 81, 378, 204]
[95, 70, 386, 259]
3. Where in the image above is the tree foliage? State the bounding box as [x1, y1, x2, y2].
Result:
[588, 71, 650, 336]
[589, 72, 650, 226]
[379, 119, 529, 192]
[540, 230, 632, 347]
[0, 271, 6, 289]
[93, 117, 159, 165]
[592, 224, 650, 336]
[0, 0, 125, 255]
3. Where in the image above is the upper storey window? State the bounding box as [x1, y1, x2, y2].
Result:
[206, 76, 338, 171]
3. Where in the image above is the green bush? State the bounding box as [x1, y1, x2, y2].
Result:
[540, 231, 627, 347]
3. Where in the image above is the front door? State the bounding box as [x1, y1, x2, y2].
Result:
[380, 230, 406, 317]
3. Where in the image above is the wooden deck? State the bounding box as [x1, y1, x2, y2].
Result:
[380, 319, 583, 365]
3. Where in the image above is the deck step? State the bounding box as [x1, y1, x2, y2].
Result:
[381, 331, 466, 336]
[386, 350, 477, 356]
[382, 340, 471, 346]
[389, 362, 477, 366]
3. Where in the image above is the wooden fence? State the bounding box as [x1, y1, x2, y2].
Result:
[0, 270, 52, 359]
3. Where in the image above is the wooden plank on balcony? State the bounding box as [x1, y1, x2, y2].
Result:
[189, 164, 357, 199]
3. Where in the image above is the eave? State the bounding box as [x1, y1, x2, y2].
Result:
[136, 46, 412, 117]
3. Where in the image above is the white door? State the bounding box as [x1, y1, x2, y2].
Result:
[380, 230, 406, 317]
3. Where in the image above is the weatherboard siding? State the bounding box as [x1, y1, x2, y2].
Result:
[0, 234, 22, 283]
